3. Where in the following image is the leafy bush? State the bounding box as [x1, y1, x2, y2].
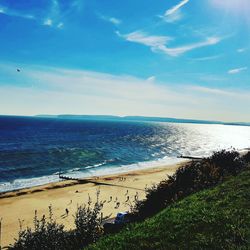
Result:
[88, 169, 250, 250]
[72, 190, 104, 248]
[132, 150, 248, 220]
[208, 149, 245, 175]
[8, 192, 104, 250]
[9, 206, 69, 250]
[7, 150, 250, 249]
[242, 151, 250, 163]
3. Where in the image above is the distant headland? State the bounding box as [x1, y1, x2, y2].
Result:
[35, 114, 250, 127]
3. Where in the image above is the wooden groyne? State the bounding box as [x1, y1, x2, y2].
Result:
[59, 175, 82, 181]
[178, 155, 202, 160]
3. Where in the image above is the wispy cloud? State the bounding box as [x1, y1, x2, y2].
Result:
[237, 48, 247, 53]
[147, 76, 156, 82]
[0, 4, 35, 20]
[210, 0, 250, 13]
[117, 30, 222, 57]
[71, 0, 85, 12]
[42, 0, 85, 29]
[160, 0, 189, 23]
[0, 1, 64, 29]
[43, 18, 53, 26]
[57, 22, 64, 29]
[158, 37, 221, 57]
[165, 0, 189, 16]
[228, 67, 247, 74]
[198, 74, 226, 82]
[192, 54, 222, 61]
[1, 63, 250, 121]
[99, 14, 121, 25]
[161, 10, 183, 23]
[116, 30, 171, 47]
[189, 85, 250, 100]
[42, 0, 64, 29]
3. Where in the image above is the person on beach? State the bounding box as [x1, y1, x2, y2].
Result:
[65, 208, 69, 216]
[115, 202, 120, 209]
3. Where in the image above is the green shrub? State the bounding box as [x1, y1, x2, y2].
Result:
[9, 206, 69, 250]
[243, 151, 250, 163]
[132, 150, 248, 220]
[8, 192, 104, 250]
[88, 169, 250, 250]
[209, 149, 245, 175]
[72, 190, 104, 248]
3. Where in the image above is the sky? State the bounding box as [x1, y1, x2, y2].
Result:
[0, 0, 249, 122]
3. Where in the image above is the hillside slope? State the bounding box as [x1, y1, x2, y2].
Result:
[88, 168, 250, 250]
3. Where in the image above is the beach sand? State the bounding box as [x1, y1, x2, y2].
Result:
[0, 161, 188, 248]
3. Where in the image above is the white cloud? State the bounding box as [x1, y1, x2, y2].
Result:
[116, 30, 171, 47]
[228, 67, 247, 74]
[109, 17, 121, 25]
[147, 76, 156, 82]
[210, 0, 250, 23]
[160, 0, 189, 23]
[189, 85, 250, 100]
[157, 37, 221, 57]
[161, 9, 183, 23]
[43, 0, 59, 26]
[0, 5, 35, 20]
[192, 54, 222, 61]
[237, 48, 247, 53]
[190, 85, 233, 96]
[42, 0, 65, 29]
[0, 65, 197, 117]
[1, 64, 249, 121]
[98, 14, 122, 25]
[43, 18, 53, 26]
[165, 0, 189, 16]
[71, 0, 85, 12]
[117, 30, 222, 57]
[210, 0, 250, 13]
[57, 22, 64, 29]
[0, 2, 64, 29]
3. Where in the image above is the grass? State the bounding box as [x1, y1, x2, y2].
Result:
[88, 167, 250, 250]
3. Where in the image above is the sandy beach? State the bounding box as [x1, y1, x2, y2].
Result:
[0, 161, 188, 248]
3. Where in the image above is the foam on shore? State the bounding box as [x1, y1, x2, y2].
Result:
[0, 157, 187, 193]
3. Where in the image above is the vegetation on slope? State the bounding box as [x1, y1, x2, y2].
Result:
[88, 167, 250, 250]
[132, 150, 248, 220]
[8, 150, 250, 249]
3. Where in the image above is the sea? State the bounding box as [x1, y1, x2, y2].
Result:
[0, 115, 250, 192]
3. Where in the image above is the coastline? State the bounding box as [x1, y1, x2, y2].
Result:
[0, 160, 190, 247]
[0, 157, 187, 194]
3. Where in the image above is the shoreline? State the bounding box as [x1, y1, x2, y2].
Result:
[0, 157, 188, 195]
[0, 158, 189, 199]
[0, 160, 190, 247]
[1, 148, 248, 195]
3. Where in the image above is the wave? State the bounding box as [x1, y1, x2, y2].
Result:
[0, 157, 186, 193]
[0, 174, 60, 193]
[1, 147, 248, 193]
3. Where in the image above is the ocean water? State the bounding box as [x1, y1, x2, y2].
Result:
[0, 116, 250, 192]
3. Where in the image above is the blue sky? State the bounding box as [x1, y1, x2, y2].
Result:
[0, 0, 249, 121]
